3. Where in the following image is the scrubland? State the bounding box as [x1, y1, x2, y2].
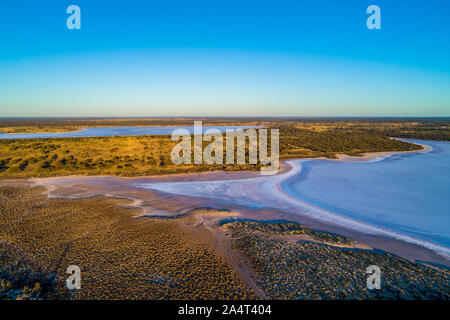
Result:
[0, 120, 427, 178]
[0, 186, 255, 299]
[1, 185, 448, 300]
[1, 118, 449, 300]
[223, 221, 449, 300]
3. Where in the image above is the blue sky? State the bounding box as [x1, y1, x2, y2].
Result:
[0, 0, 449, 116]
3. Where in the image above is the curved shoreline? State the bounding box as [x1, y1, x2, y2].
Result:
[134, 140, 450, 261]
[269, 141, 450, 261]
[272, 159, 450, 261]
[2, 139, 448, 266]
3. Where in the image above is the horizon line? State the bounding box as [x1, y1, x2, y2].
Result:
[1, 116, 450, 119]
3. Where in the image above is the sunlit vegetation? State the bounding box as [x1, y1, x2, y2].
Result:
[0, 135, 267, 178]
[1, 185, 448, 300]
[1, 118, 448, 300]
[378, 122, 450, 141]
[274, 123, 421, 158]
[1, 117, 448, 140]
[287, 118, 450, 141]
[0, 186, 255, 299]
[222, 220, 449, 300]
[0, 118, 438, 178]
[221, 220, 353, 244]
[0, 126, 82, 134]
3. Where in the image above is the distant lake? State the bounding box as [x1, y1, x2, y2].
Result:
[0, 126, 256, 139]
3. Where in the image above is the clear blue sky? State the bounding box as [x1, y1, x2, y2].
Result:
[0, 0, 449, 117]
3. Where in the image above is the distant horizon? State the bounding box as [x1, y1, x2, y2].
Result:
[1, 115, 450, 120]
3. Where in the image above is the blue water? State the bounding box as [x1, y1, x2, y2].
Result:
[280, 140, 450, 248]
[0, 125, 256, 139]
[6, 126, 446, 251]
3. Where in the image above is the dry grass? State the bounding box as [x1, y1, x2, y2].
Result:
[0, 185, 255, 299]
[0, 120, 424, 178]
[0, 135, 264, 178]
[223, 220, 450, 300]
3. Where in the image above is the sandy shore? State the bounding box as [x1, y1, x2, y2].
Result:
[1, 140, 448, 268]
[331, 141, 431, 161]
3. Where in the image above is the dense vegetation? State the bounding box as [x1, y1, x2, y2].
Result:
[0, 118, 439, 178]
[0, 186, 255, 299]
[1, 185, 448, 300]
[0, 135, 265, 178]
[275, 124, 421, 158]
[1, 118, 448, 300]
[0, 246, 63, 299]
[223, 221, 450, 300]
[1, 117, 448, 140]
[220, 220, 353, 244]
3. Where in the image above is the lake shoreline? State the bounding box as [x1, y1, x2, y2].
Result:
[2, 139, 448, 268]
[0, 125, 258, 139]
[0, 138, 429, 181]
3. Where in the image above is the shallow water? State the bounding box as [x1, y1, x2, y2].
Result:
[137, 139, 450, 256]
[0, 125, 256, 139]
[281, 140, 450, 248]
